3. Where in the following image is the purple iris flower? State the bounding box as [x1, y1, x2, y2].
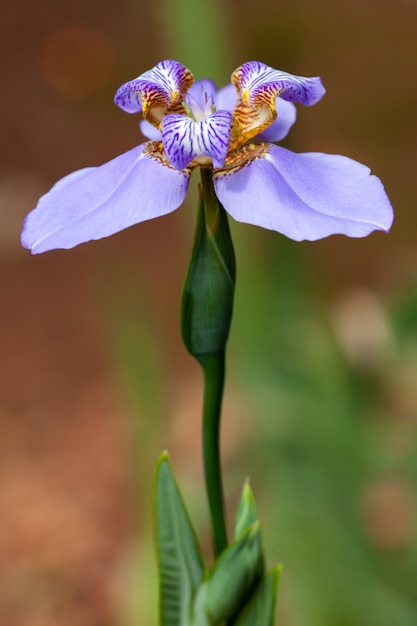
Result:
[21, 59, 393, 254]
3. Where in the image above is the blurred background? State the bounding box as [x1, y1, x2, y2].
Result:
[1, 0, 417, 624]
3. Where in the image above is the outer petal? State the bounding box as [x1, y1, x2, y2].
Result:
[161, 111, 232, 170]
[114, 60, 194, 126]
[21, 144, 190, 254]
[213, 145, 393, 241]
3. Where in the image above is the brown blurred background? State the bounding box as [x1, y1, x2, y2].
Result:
[1, 0, 417, 624]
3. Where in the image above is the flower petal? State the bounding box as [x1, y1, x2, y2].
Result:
[229, 61, 325, 146]
[161, 111, 233, 170]
[21, 144, 190, 254]
[140, 119, 162, 140]
[213, 145, 393, 241]
[187, 79, 218, 106]
[114, 60, 194, 126]
[232, 61, 325, 107]
[214, 83, 297, 142]
[215, 84, 237, 112]
[257, 98, 297, 142]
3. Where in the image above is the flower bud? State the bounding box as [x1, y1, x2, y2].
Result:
[181, 170, 236, 361]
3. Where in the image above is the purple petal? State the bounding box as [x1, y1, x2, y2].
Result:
[161, 111, 233, 170]
[187, 79, 218, 106]
[21, 144, 190, 254]
[257, 98, 297, 142]
[114, 60, 194, 124]
[114, 83, 142, 114]
[214, 84, 296, 142]
[140, 119, 162, 140]
[232, 61, 325, 107]
[213, 145, 393, 241]
[215, 84, 237, 112]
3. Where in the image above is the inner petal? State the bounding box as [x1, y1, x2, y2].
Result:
[229, 98, 275, 149]
[186, 90, 215, 121]
[229, 61, 325, 147]
[161, 111, 233, 170]
[232, 61, 325, 107]
[186, 79, 218, 113]
[114, 60, 194, 127]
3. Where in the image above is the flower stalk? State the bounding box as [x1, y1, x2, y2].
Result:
[181, 168, 236, 556]
[200, 351, 228, 555]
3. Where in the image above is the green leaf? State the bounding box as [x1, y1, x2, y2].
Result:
[189, 582, 211, 626]
[205, 522, 264, 622]
[155, 452, 205, 626]
[234, 566, 282, 626]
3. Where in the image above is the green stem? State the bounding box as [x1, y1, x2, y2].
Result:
[200, 350, 228, 556]
[181, 167, 235, 558]
[198, 168, 232, 556]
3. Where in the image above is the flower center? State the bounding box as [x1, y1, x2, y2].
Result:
[184, 87, 216, 122]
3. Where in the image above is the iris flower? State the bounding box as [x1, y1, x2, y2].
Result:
[21, 59, 393, 254]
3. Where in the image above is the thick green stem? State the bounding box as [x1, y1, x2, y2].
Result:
[200, 350, 228, 556]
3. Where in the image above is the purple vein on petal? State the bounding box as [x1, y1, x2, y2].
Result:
[162, 111, 233, 170]
[114, 60, 194, 125]
[232, 61, 326, 108]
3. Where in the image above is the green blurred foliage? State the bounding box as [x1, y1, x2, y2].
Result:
[228, 228, 417, 626]
[116, 226, 417, 626]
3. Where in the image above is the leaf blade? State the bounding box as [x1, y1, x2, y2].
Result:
[155, 452, 205, 625]
[235, 566, 282, 626]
